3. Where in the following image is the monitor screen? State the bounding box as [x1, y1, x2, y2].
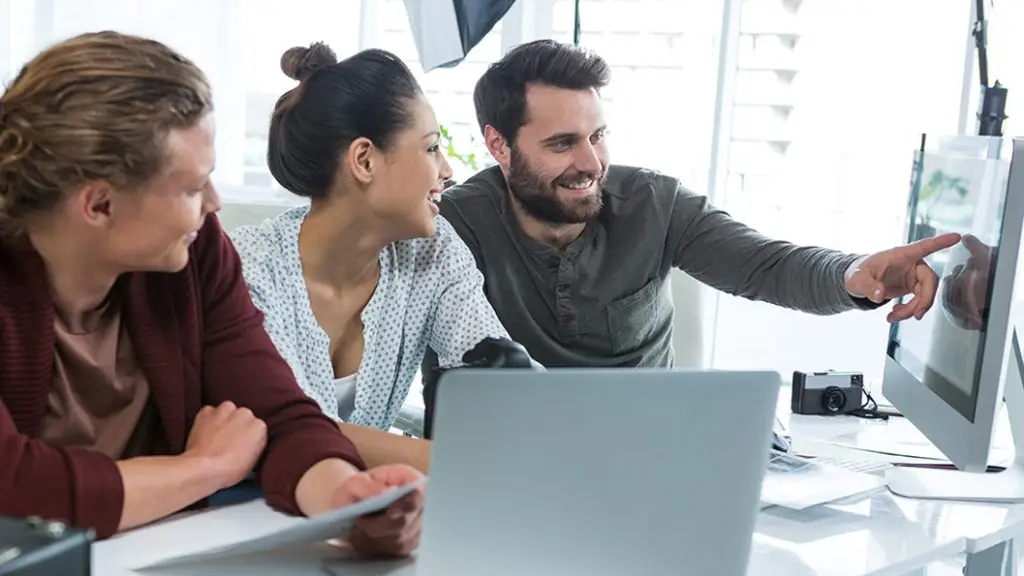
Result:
[887, 138, 1011, 422]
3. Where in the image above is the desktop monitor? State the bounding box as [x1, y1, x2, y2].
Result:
[883, 135, 1024, 501]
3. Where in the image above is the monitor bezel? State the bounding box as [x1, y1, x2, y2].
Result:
[884, 136, 1024, 473]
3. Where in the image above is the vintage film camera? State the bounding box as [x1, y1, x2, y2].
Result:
[0, 515, 93, 575]
[791, 370, 865, 416]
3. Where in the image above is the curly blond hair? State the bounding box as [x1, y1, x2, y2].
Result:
[0, 31, 213, 232]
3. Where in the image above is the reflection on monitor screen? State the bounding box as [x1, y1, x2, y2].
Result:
[887, 145, 1010, 422]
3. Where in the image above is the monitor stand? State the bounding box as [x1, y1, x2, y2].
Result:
[886, 330, 1024, 502]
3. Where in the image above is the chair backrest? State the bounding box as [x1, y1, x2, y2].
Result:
[217, 200, 296, 232]
[420, 338, 535, 439]
[418, 368, 779, 576]
[669, 269, 705, 367]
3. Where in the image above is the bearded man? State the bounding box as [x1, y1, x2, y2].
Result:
[434, 39, 958, 369]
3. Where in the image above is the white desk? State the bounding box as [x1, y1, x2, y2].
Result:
[780, 392, 1023, 576]
[93, 393, 1024, 576]
[93, 489, 1017, 576]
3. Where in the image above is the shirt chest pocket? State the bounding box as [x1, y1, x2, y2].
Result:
[605, 278, 667, 355]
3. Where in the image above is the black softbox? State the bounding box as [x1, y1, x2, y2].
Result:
[402, 0, 518, 71]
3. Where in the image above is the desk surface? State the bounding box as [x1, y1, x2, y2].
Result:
[94, 489, 1003, 576]
[93, 390, 1024, 576]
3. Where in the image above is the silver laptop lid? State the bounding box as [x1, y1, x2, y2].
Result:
[418, 368, 780, 576]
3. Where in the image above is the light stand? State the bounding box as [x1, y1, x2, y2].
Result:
[572, 0, 581, 45]
[973, 0, 1009, 136]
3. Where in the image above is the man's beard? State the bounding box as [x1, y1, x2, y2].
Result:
[506, 147, 605, 225]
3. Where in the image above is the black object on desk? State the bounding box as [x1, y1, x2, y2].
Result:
[0, 515, 93, 575]
[421, 337, 537, 439]
[771, 430, 791, 453]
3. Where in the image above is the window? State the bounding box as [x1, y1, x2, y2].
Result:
[241, 0, 505, 189]
[7, 0, 313, 203]
[238, 1, 365, 195]
[551, 0, 724, 191]
[708, 0, 977, 386]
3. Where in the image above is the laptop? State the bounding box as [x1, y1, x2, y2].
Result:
[415, 368, 780, 576]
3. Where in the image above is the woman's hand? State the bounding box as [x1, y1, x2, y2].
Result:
[329, 464, 425, 557]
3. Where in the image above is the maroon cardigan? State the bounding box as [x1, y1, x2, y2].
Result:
[0, 215, 365, 538]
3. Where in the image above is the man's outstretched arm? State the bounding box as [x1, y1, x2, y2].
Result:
[664, 176, 958, 321]
[665, 177, 867, 315]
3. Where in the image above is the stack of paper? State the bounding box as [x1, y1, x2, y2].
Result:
[827, 425, 1014, 467]
[760, 452, 886, 510]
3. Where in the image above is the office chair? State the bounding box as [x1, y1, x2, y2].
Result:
[416, 337, 537, 439]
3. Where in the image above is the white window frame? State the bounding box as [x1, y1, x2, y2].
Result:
[703, 0, 743, 368]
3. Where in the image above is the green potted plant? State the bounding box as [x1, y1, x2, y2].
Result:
[914, 169, 969, 241]
[439, 123, 492, 183]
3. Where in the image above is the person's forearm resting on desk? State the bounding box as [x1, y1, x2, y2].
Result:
[0, 402, 266, 538]
[115, 455, 229, 531]
[0, 427, 232, 538]
[116, 431, 422, 554]
[337, 422, 430, 474]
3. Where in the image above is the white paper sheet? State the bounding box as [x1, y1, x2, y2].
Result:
[137, 479, 426, 569]
[828, 424, 1015, 466]
[760, 452, 885, 510]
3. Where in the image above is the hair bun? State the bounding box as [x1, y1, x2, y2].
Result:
[281, 42, 337, 82]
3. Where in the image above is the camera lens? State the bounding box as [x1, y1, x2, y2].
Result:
[822, 386, 847, 413]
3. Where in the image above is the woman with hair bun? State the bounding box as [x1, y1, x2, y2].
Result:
[0, 31, 422, 556]
[230, 43, 522, 472]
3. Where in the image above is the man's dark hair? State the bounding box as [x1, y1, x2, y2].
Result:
[473, 39, 610, 144]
